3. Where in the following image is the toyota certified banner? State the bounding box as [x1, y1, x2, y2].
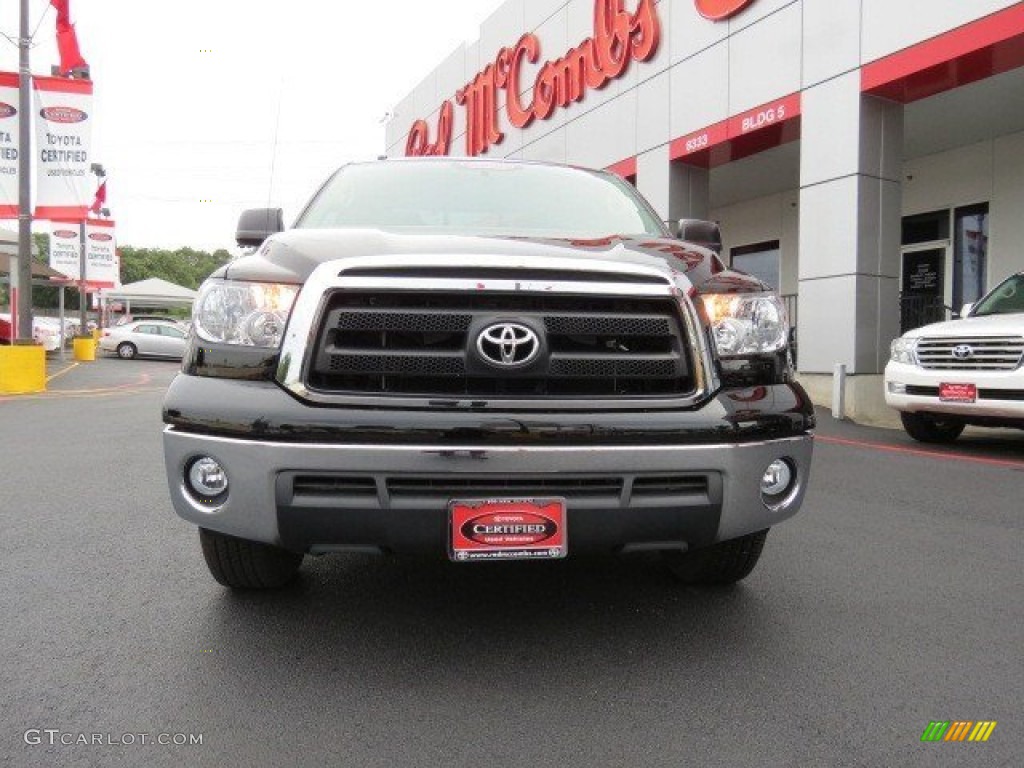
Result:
[48, 221, 81, 279]
[0, 71, 18, 219]
[48, 218, 119, 288]
[85, 218, 118, 288]
[33, 75, 93, 220]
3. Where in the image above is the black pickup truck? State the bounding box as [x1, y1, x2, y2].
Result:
[162, 158, 814, 589]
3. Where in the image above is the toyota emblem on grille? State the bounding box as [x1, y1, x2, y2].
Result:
[952, 344, 974, 360]
[476, 323, 540, 367]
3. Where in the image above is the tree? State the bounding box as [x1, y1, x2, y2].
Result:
[118, 246, 230, 289]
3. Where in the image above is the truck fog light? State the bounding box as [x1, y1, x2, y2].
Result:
[887, 382, 907, 394]
[760, 459, 796, 509]
[188, 457, 228, 499]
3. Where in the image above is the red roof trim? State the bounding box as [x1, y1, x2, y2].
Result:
[862, 3, 1024, 102]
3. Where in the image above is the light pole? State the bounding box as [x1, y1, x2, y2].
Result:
[15, 0, 32, 341]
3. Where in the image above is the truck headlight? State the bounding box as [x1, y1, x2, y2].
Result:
[889, 337, 918, 365]
[193, 278, 299, 348]
[700, 292, 788, 357]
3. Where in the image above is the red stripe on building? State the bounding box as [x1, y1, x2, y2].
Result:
[0, 71, 19, 88]
[670, 92, 801, 168]
[862, 2, 1024, 102]
[606, 156, 637, 179]
[0, 205, 19, 218]
[670, 120, 729, 167]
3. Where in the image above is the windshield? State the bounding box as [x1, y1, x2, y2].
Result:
[972, 274, 1024, 317]
[295, 161, 668, 239]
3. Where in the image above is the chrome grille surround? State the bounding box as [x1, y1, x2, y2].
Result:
[915, 336, 1024, 371]
[276, 255, 717, 410]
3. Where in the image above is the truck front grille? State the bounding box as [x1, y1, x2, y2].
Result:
[289, 473, 712, 507]
[916, 336, 1024, 371]
[307, 291, 694, 398]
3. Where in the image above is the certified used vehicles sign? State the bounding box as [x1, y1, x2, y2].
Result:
[449, 499, 567, 562]
[939, 382, 977, 403]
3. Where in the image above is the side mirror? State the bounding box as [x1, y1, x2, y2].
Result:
[236, 208, 284, 248]
[958, 303, 974, 319]
[675, 218, 722, 254]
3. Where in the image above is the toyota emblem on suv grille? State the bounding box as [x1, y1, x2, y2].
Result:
[476, 323, 541, 367]
[952, 344, 974, 360]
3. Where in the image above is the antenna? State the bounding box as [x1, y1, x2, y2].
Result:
[266, 76, 285, 209]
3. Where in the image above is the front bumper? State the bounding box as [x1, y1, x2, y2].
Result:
[884, 361, 1024, 421]
[163, 432, 813, 557]
[163, 374, 814, 555]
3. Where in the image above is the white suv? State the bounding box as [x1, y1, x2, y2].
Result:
[885, 272, 1024, 442]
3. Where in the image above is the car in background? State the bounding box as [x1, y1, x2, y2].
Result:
[99, 320, 188, 360]
[0, 313, 63, 352]
[885, 271, 1024, 442]
[114, 314, 179, 326]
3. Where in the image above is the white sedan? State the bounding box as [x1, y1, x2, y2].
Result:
[98, 320, 188, 360]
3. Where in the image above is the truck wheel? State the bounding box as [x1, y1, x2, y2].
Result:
[899, 412, 965, 443]
[199, 528, 303, 589]
[663, 530, 768, 585]
[116, 342, 137, 360]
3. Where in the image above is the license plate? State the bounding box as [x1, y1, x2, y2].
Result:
[449, 498, 567, 562]
[939, 383, 977, 403]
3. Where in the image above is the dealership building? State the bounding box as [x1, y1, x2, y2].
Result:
[385, 0, 1024, 419]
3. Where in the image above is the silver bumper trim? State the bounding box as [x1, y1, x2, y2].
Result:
[163, 428, 813, 549]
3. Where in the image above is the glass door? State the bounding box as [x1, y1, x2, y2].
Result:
[953, 204, 988, 311]
[900, 242, 950, 333]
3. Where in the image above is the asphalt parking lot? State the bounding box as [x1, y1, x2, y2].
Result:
[1, 357, 1021, 767]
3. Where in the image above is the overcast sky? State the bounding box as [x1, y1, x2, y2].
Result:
[0, 0, 504, 253]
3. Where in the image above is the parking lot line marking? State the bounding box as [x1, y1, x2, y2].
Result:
[37, 386, 167, 400]
[46, 362, 79, 382]
[0, 386, 165, 403]
[817, 435, 1024, 470]
[49, 371, 153, 395]
[0, 372, 157, 402]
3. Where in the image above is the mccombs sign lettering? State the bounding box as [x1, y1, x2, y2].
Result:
[405, 0, 757, 158]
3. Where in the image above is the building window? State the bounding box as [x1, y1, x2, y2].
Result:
[953, 203, 988, 309]
[730, 240, 780, 290]
[901, 209, 949, 245]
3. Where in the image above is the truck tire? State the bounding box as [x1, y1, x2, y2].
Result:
[199, 528, 303, 589]
[663, 530, 768, 585]
[899, 412, 965, 443]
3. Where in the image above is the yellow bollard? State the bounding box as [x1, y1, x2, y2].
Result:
[0, 343, 47, 394]
[73, 336, 96, 362]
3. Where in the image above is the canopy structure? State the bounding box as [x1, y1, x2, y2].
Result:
[101, 277, 198, 309]
[0, 253, 64, 281]
[0, 228, 62, 283]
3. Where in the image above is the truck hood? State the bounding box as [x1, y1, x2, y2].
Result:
[221, 229, 760, 294]
[903, 313, 1024, 338]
